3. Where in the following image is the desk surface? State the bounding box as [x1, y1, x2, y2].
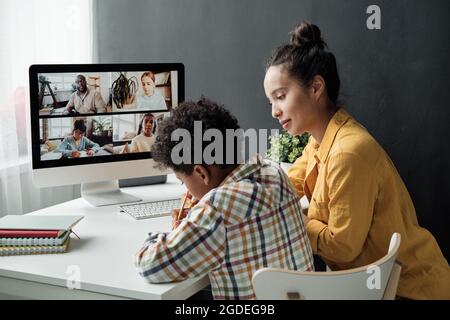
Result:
[0, 175, 209, 299]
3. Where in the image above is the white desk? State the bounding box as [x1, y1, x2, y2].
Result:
[0, 175, 209, 300]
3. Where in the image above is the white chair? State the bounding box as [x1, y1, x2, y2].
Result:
[252, 233, 402, 300]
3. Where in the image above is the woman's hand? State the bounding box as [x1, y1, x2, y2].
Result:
[171, 208, 190, 230]
[86, 149, 94, 156]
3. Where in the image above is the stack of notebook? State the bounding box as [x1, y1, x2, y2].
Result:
[0, 215, 84, 256]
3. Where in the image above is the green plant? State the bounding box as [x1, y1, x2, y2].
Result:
[92, 118, 112, 136]
[111, 72, 138, 108]
[267, 130, 310, 163]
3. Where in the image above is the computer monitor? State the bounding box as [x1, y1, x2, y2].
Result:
[29, 63, 184, 206]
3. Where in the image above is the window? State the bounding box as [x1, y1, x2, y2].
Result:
[0, 0, 93, 166]
[48, 118, 73, 139]
[113, 114, 138, 141]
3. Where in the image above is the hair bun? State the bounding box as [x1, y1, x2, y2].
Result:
[290, 22, 326, 50]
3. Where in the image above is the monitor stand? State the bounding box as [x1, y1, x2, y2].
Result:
[81, 180, 141, 207]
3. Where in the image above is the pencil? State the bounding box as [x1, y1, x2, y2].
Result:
[177, 192, 189, 221]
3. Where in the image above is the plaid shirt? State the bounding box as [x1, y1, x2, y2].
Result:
[135, 155, 314, 299]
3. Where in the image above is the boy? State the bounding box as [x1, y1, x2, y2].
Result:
[134, 97, 313, 299]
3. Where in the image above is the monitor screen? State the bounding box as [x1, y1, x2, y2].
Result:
[29, 64, 184, 170]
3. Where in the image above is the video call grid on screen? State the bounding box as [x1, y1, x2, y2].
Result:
[29, 63, 185, 169]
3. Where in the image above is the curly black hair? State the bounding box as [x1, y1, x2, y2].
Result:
[73, 119, 86, 133]
[152, 97, 241, 174]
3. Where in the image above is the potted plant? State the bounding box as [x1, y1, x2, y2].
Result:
[111, 72, 138, 109]
[92, 118, 112, 136]
[267, 130, 310, 172]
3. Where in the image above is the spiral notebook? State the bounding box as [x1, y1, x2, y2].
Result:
[0, 237, 70, 256]
[0, 230, 70, 247]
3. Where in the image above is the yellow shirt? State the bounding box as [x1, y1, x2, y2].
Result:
[288, 108, 450, 299]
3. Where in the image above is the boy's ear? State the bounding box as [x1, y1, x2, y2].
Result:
[193, 165, 211, 186]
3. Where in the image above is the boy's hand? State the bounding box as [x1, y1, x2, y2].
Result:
[186, 195, 199, 208]
[171, 208, 190, 230]
[171, 193, 199, 230]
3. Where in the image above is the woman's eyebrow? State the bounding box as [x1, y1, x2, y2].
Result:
[270, 87, 287, 96]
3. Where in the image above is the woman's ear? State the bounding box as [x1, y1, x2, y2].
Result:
[311, 75, 326, 101]
[193, 165, 211, 186]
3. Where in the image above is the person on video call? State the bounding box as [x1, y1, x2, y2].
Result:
[64, 74, 107, 114]
[129, 113, 156, 153]
[57, 119, 100, 158]
[135, 71, 167, 110]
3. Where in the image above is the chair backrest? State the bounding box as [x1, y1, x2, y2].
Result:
[252, 233, 401, 300]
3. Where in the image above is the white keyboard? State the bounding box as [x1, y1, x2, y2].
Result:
[119, 199, 181, 220]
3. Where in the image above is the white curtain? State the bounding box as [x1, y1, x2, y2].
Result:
[0, 0, 93, 216]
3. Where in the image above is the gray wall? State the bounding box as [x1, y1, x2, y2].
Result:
[94, 0, 450, 259]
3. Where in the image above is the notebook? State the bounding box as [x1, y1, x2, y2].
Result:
[0, 229, 65, 238]
[0, 237, 70, 256]
[0, 215, 84, 236]
[0, 230, 70, 247]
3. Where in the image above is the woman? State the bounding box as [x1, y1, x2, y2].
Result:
[263, 22, 450, 299]
[130, 113, 156, 153]
[58, 119, 100, 158]
[135, 71, 167, 110]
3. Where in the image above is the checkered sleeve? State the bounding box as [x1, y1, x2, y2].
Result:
[134, 202, 226, 283]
